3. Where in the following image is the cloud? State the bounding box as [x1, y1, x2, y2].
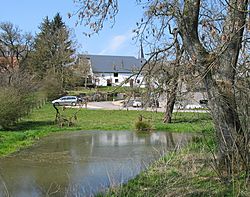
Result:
[99, 32, 133, 55]
[110, 35, 127, 51]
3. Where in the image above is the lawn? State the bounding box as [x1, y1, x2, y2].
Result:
[98, 134, 250, 197]
[100, 148, 247, 197]
[2, 104, 248, 196]
[0, 104, 213, 157]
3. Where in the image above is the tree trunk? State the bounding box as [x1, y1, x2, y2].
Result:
[163, 79, 178, 123]
[164, 30, 182, 123]
[85, 75, 88, 88]
[204, 71, 244, 175]
[178, 0, 248, 177]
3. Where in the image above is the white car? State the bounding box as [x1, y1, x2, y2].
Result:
[52, 96, 81, 106]
[132, 100, 142, 107]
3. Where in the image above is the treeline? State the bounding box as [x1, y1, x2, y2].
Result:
[0, 13, 81, 129]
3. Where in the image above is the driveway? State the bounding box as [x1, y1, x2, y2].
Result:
[80, 101, 209, 113]
[87, 101, 147, 111]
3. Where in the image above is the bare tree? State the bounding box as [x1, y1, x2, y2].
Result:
[72, 55, 91, 88]
[0, 22, 33, 84]
[70, 0, 119, 35]
[177, 1, 249, 178]
[0, 22, 40, 129]
[143, 56, 183, 122]
[72, 0, 250, 180]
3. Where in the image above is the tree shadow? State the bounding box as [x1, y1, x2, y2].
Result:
[1, 120, 54, 132]
[172, 113, 212, 123]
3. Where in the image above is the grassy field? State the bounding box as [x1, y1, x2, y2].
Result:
[0, 104, 213, 156]
[100, 148, 250, 197]
[98, 139, 250, 197]
[1, 104, 248, 196]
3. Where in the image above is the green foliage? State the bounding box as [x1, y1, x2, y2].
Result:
[0, 104, 213, 156]
[0, 22, 41, 130]
[0, 105, 213, 132]
[63, 56, 91, 89]
[0, 130, 47, 156]
[135, 120, 151, 131]
[29, 13, 75, 100]
[41, 71, 64, 101]
[30, 13, 75, 81]
[102, 145, 250, 197]
[0, 86, 36, 129]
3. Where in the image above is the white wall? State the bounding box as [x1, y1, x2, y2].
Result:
[93, 72, 145, 87]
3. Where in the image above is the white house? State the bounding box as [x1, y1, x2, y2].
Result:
[80, 54, 145, 87]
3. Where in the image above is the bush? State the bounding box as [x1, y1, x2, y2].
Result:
[135, 118, 152, 132]
[0, 86, 35, 129]
[41, 73, 64, 101]
[0, 71, 39, 129]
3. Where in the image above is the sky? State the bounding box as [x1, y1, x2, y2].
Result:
[0, 0, 144, 57]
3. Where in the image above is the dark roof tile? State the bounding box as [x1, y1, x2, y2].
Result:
[84, 54, 144, 73]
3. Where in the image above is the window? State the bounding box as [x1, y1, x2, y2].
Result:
[115, 79, 119, 83]
[107, 79, 112, 86]
[114, 72, 118, 77]
[199, 100, 208, 105]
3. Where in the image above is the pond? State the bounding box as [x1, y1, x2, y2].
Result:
[0, 130, 193, 197]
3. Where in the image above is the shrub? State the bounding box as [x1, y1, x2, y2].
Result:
[0, 71, 38, 129]
[0, 86, 35, 129]
[41, 73, 64, 101]
[135, 119, 152, 132]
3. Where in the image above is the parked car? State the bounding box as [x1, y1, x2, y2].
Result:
[52, 96, 82, 106]
[122, 99, 134, 107]
[132, 100, 142, 107]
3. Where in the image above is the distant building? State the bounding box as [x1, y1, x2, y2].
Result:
[142, 60, 208, 109]
[79, 54, 145, 87]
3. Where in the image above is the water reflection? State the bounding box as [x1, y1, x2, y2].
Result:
[0, 131, 193, 197]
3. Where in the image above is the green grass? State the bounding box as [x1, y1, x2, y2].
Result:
[67, 86, 140, 96]
[1, 104, 249, 196]
[0, 104, 213, 156]
[0, 130, 46, 156]
[99, 140, 250, 197]
[2, 104, 213, 132]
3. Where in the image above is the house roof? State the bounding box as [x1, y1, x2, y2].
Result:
[82, 54, 145, 73]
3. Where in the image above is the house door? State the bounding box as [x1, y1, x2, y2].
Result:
[107, 79, 112, 86]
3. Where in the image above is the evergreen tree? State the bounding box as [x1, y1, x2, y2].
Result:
[31, 16, 52, 78]
[31, 13, 75, 82]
